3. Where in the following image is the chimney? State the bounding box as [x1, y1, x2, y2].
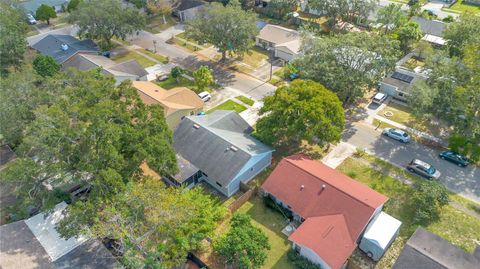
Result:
[300, 185, 305, 191]
[61, 44, 69, 51]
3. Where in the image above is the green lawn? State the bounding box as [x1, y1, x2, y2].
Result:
[145, 15, 178, 34]
[446, 0, 480, 14]
[207, 100, 247, 114]
[237, 196, 294, 269]
[378, 103, 444, 138]
[238, 48, 269, 68]
[337, 157, 480, 268]
[111, 50, 156, 68]
[235, 95, 255, 106]
[155, 76, 196, 90]
[137, 48, 169, 64]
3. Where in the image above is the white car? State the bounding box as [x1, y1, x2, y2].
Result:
[27, 14, 37, 25]
[382, 128, 410, 143]
[198, 91, 211, 102]
[372, 92, 387, 104]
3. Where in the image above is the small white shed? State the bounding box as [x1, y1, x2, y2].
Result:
[360, 211, 402, 261]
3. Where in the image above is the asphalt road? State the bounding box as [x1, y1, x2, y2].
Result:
[344, 122, 480, 203]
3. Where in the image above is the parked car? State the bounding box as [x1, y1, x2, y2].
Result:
[382, 128, 410, 143]
[439, 151, 469, 167]
[198, 91, 211, 102]
[26, 14, 37, 25]
[372, 92, 387, 105]
[407, 159, 441, 179]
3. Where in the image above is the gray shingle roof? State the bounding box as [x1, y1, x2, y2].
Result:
[393, 227, 480, 269]
[411, 17, 446, 37]
[176, 0, 205, 11]
[109, 60, 148, 78]
[173, 110, 272, 186]
[32, 35, 99, 64]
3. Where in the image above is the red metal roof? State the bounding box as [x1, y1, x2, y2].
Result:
[288, 215, 357, 269]
[262, 154, 388, 269]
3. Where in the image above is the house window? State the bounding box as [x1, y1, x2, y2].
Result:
[294, 244, 301, 253]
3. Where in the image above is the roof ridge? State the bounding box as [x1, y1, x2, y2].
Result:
[202, 125, 251, 156]
[284, 157, 377, 209]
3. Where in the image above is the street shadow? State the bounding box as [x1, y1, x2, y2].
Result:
[174, 55, 236, 86]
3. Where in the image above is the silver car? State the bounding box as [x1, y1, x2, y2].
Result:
[27, 14, 37, 25]
[407, 159, 441, 180]
[382, 128, 410, 143]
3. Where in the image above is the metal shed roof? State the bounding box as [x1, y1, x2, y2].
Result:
[362, 212, 402, 250]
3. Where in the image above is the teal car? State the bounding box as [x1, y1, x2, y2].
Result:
[439, 151, 469, 167]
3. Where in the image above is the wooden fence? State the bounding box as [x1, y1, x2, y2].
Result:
[228, 186, 257, 213]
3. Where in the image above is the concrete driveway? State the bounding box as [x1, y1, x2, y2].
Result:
[421, 2, 459, 19]
[344, 122, 480, 203]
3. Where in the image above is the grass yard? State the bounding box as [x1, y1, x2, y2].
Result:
[378, 103, 445, 138]
[207, 100, 247, 114]
[145, 15, 178, 34]
[111, 50, 156, 68]
[235, 95, 255, 106]
[238, 48, 269, 68]
[136, 48, 169, 64]
[445, 0, 480, 14]
[155, 76, 196, 90]
[237, 196, 294, 269]
[337, 157, 480, 268]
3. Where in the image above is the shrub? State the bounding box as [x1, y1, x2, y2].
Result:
[263, 195, 293, 219]
[287, 249, 323, 269]
[412, 181, 449, 224]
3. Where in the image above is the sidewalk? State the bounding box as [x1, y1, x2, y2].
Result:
[321, 142, 357, 168]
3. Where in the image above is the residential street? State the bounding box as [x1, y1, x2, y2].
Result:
[126, 30, 276, 101]
[343, 121, 480, 203]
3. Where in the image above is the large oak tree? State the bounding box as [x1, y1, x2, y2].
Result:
[255, 80, 345, 146]
[185, 0, 258, 60]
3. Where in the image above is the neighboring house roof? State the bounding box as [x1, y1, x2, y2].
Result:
[174, 110, 273, 187]
[393, 227, 480, 269]
[32, 35, 99, 64]
[411, 16, 446, 37]
[257, 24, 301, 54]
[132, 81, 203, 116]
[262, 154, 388, 269]
[19, 0, 68, 14]
[289, 215, 357, 269]
[0, 202, 118, 269]
[65, 54, 147, 78]
[176, 0, 205, 11]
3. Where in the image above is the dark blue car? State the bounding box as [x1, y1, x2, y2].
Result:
[439, 151, 469, 167]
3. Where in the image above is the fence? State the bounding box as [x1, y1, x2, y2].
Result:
[228, 186, 257, 213]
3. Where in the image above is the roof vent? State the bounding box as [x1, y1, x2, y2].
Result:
[300, 185, 305, 190]
[61, 44, 69, 51]
[154, 90, 159, 92]
[193, 124, 200, 129]
[230, 146, 238, 152]
[322, 184, 326, 189]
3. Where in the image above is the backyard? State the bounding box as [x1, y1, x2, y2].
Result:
[337, 156, 480, 268]
[207, 100, 247, 114]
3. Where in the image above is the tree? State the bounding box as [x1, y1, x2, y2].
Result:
[146, 0, 177, 24]
[412, 181, 449, 224]
[0, 68, 178, 222]
[265, 0, 297, 20]
[308, 0, 378, 28]
[32, 55, 60, 77]
[413, 40, 434, 60]
[215, 213, 270, 269]
[396, 21, 423, 52]
[193, 65, 214, 92]
[170, 66, 184, 82]
[376, 4, 407, 33]
[67, 0, 82, 12]
[59, 177, 226, 268]
[185, 0, 258, 61]
[255, 80, 345, 146]
[68, 0, 146, 49]
[36, 4, 57, 25]
[294, 32, 401, 104]
[444, 14, 480, 57]
[0, 3, 28, 71]
[0, 67, 50, 147]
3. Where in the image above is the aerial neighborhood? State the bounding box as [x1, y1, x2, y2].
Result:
[1, 0, 479, 269]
